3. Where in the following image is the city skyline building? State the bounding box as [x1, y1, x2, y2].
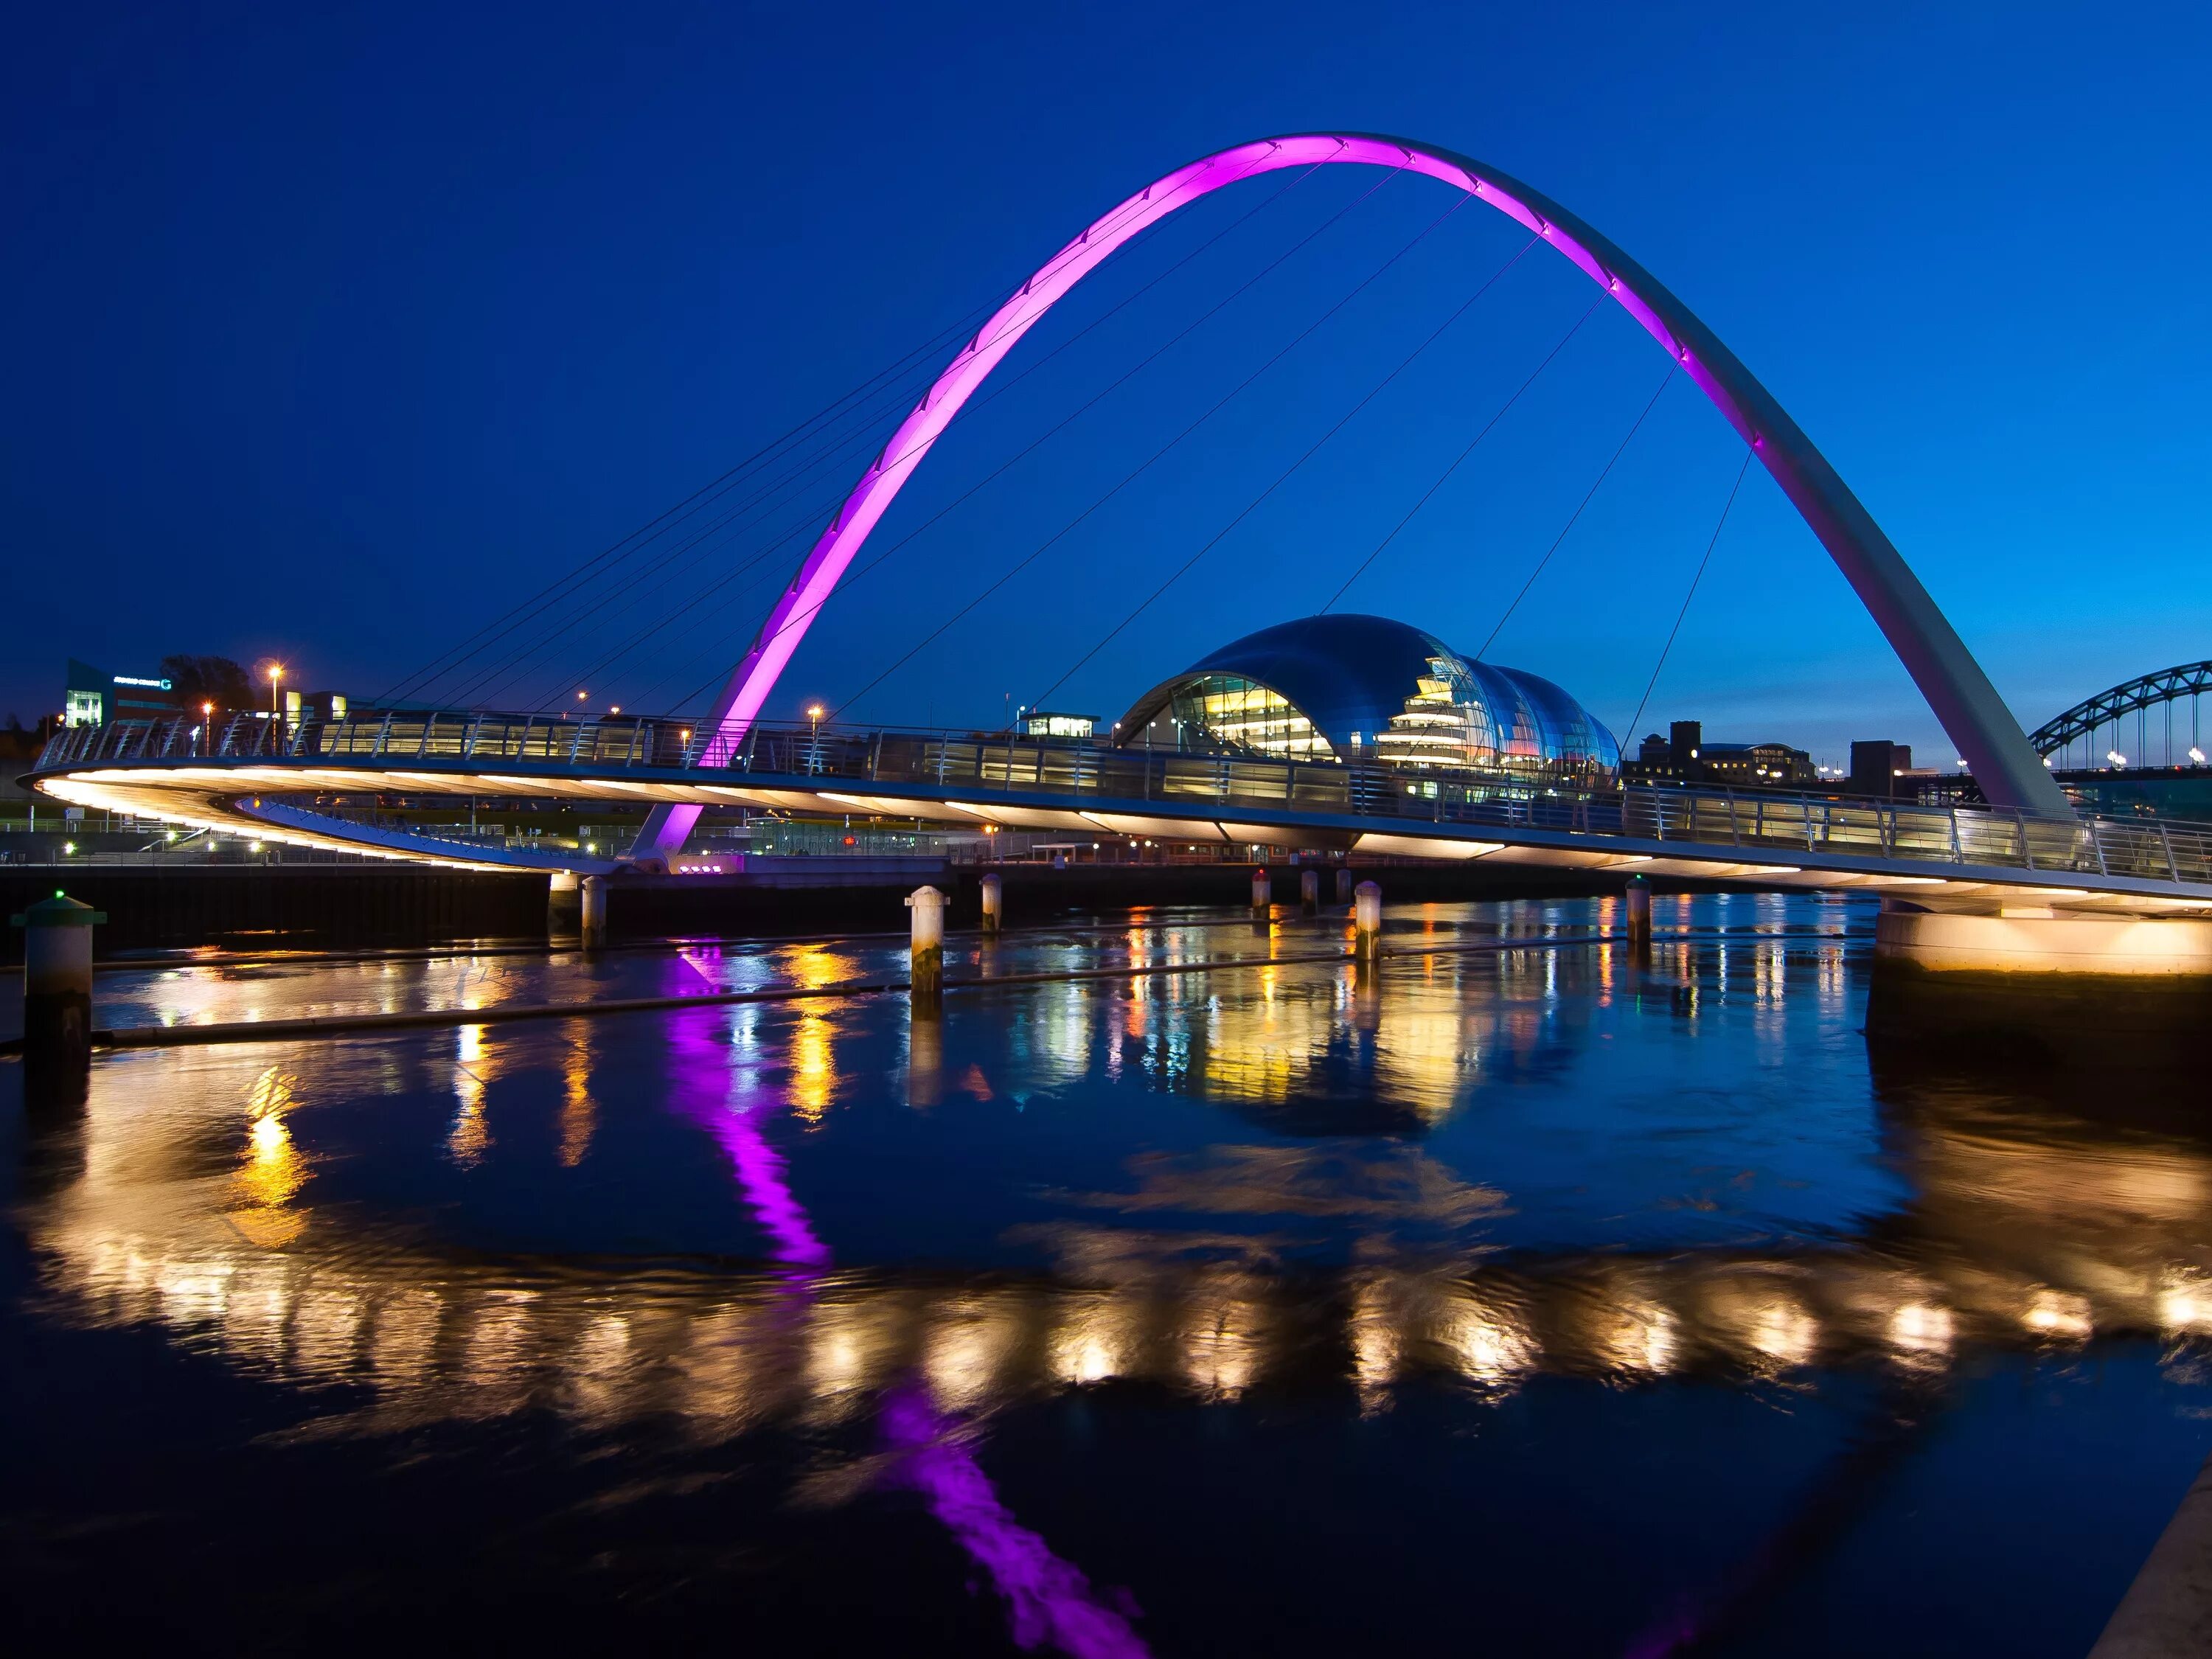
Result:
[1114, 614, 1620, 788]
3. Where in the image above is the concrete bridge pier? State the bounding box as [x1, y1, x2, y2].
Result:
[579, 875, 608, 951]
[1300, 869, 1320, 914]
[1624, 880, 1652, 958]
[908, 885, 945, 1010]
[1354, 880, 1382, 964]
[1874, 902, 2212, 975]
[980, 872, 1002, 937]
[12, 894, 103, 1090]
[1336, 867, 1354, 906]
[1251, 868, 1272, 919]
[548, 869, 580, 934]
[1869, 900, 2212, 1064]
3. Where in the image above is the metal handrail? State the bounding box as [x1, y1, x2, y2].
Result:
[32, 711, 2212, 888]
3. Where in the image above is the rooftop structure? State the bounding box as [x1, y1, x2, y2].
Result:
[1113, 615, 1620, 789]
[1624, 720, 1816, 790]
[64, 659, 181, 729]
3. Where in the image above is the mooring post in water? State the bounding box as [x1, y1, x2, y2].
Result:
[1336, 866, 1354, 905]
[13, 892, 104, 1073]
[1625, 880, 1652, 953]
[907, 885, 945, 1008]
[548, 869, 581, 933]
[980, 872, 1002, 937]
[579, 875, 608, 950]
[1354, 880, 1382, 963]
[1251, 867, 1271, 919]
[1300, 868, 1320, 914]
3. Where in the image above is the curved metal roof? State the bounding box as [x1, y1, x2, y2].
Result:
[1116, 615, 1450, 754]
[1113, 613, 1618, 772]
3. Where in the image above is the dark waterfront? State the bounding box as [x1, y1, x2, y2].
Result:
[4, 892, 2208, 1656]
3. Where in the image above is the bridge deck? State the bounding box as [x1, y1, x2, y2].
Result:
[29, 713, 2212, 906]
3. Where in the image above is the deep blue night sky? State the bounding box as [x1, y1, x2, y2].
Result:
[5, 1, 2207, 764]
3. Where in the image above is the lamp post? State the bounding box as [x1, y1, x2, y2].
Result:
[807, 703, 824, 775]
[200, 700, 215, 757]
[268, 664, 285, 751]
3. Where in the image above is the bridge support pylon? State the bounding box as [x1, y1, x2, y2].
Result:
[1875, 902, 2212, 976]
[1354, 881, 1382, 964]
[579, 875, 608, 951]
[13, 893, 102, 1087]
[1869, 899, 2212, 1065]
[908, 885, 945, 1010]
[1624, 880, 1652, 956]
[549, 869, 580, 935]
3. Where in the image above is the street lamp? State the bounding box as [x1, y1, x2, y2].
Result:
[201, 700, 214, 756]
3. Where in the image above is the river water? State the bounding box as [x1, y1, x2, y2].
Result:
[3, 891, 2206, 1656]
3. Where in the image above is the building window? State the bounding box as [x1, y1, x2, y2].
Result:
[1169, 676, 1336, 760]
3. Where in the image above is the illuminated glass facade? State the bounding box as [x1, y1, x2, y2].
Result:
[1116, 616, 1618, 789]
[1166, 676, 1336, 760]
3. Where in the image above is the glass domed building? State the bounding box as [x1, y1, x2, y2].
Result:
[1113, 614, 1619, 789]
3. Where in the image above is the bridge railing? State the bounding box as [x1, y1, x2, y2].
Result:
[34, 712, 2212, 888]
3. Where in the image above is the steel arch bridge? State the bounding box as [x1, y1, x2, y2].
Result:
[630, 130, 2068, 869]
[43, 131, 2188, 905]
[2030, 661, 2211, 767]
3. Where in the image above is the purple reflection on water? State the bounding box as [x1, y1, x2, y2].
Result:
[696, 1099, 832, 1269]
[883, 1388, 1150, 1659]
[1621, 1607, 1700, 1659]
[676, 1015, 1146, 1655]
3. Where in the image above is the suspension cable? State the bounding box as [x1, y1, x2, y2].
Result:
[378, 298, 1000, 703]
[660, 162, 1419, 719]
[1319, 295, 1601, 614]
[817, 170, 1463, 724]
[1619, 448, 1755, 743]
[1472, 361, 1677, 661]
[1022, 228, 1540, 714]
[496, 162, 1332, 713]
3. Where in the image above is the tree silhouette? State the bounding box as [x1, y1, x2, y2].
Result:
[160, 655, 255, 713]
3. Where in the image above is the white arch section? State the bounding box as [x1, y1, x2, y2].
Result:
[637, 133, 2066, 861]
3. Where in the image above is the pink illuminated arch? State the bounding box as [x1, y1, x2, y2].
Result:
[636, 133, 2065, 860]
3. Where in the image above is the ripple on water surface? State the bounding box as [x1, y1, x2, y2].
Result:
[4, 894, 2208, 1658]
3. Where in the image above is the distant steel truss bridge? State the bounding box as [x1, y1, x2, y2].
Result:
[2031, 662, 2211, 771]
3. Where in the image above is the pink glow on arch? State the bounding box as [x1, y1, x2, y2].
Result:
[685, 133, 1750, 776]
[633, 126, 2071, 852]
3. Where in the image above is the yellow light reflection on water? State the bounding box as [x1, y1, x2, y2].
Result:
[1051, 1291, 1141, 1386]
[1436, 1287, 1537, 1391]
[925, 1295, 1024, 1411]
[230, 1066, 309, 1245]
[2024, 1289, 2093, 1340]
[2160, 1270, 2212, 1336]
[1888, 1302, 1955, 1366]
[449, 1025, 493, 1166]
[558, 1030, 596, 1167]
[790, 1013, 837, 1124]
